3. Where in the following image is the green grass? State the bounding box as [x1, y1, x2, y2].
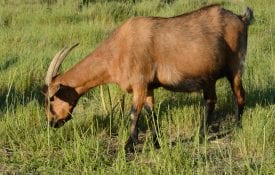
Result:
[0, 0, 274, 174]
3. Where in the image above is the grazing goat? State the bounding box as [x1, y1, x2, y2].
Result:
[43, 4, 254, 152]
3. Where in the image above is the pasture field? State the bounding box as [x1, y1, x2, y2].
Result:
[0, 0, 274, 174]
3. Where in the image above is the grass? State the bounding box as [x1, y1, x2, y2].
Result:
[0, 0, 274, 174]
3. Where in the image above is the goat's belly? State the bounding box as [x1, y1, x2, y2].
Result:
[161, 78, 205, 92]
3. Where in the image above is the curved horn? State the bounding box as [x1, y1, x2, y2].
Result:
[45, 43, 79, 85]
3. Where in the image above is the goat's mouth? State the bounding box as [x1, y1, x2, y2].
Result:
[49, 116, 72, 128]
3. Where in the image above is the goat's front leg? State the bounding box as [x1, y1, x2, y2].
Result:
[125, 85, 147, 153]
[144, 89, 160, 149]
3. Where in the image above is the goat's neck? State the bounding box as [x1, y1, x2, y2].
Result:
[57, 47, 112, 95]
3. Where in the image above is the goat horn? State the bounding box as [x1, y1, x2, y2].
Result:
[45, 43, 79, 85]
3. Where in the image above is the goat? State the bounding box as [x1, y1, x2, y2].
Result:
[43, 4, 254, 152]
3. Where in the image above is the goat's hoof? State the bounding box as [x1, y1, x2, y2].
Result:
[236, 121, 242, 129]
[198, 131, 207, 143]
[199, 135, 204, 144]
[125, 137, 138, 153]
[154, 141, 161, 149]
[198, 132, 208, 144]
[125, 144, 134, 153]
[153, 136, 160, 149]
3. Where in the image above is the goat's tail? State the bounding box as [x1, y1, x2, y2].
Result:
[242, 7, 254, 25]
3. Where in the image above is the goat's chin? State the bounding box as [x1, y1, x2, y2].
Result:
[53, 120, 66, 128]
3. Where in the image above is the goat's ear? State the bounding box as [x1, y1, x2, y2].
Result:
[48, 84, 60, 98]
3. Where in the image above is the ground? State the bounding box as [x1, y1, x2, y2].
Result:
[0, 0, 274, 174]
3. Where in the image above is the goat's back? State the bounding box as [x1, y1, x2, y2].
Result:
[108, 5, 248, 91]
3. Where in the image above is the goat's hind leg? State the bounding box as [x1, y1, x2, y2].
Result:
[144, 89, 160, 149]
[227, 73, 245, 128]
[125, 85, 147, 153]
[199, 83, 217, 139]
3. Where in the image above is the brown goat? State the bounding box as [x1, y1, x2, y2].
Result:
[44, 4, 254, 152]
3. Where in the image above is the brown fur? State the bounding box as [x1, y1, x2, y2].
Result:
[44, 5, 254, 151]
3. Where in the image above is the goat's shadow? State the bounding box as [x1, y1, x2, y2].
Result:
[95, 85, 275, 156]
[0, 53, 46, 113]
[0, 55, 18, 71]
[0, 85, 45, 117]
[245, 86, 275, 108]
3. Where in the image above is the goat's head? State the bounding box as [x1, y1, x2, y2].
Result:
[43, 43, 79, 128]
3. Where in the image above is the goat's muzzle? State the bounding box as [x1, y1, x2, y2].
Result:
[48, 115, 72, 128]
